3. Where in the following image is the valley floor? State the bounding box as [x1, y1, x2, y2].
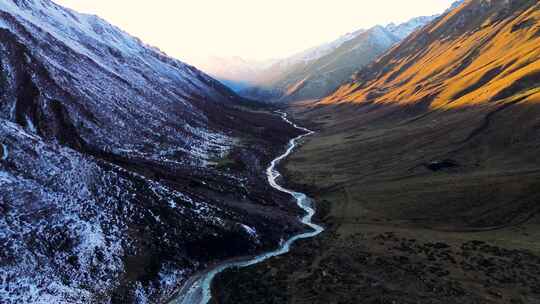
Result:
[210, 100, 540, 304]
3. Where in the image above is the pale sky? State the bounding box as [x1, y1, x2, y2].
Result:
[53, 0, 455, 64]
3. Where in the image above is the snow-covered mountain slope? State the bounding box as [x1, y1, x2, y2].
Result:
[0, 0, 304, 303]
[0, 0, 238, 159]
[239, 15, 438, 102]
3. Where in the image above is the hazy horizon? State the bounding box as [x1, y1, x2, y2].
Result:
[53, 0, 455, 65]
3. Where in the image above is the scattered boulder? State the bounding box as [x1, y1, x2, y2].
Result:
[425, 159, 459, 171]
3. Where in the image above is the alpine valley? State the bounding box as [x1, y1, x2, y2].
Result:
[210, 0, 540, 303]
[2, 0, 540, 304]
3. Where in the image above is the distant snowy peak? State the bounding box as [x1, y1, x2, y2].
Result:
[282, 28, 366, 67]
[275, 14, 437, 70]
[365, 25, 399, 46]
[385, 15, 439, 39]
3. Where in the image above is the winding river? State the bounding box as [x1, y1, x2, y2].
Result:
[171, 112, 324, 304]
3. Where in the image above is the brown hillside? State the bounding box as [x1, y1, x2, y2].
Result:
[321, 0, 540, 107]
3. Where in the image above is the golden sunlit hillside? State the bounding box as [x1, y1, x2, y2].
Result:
[321, 0, 540, 108]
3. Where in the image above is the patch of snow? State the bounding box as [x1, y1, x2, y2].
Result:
[2, 120, 39, 140]
[184, 124, 234, 166]
[77, 221, 105, 254]
[0, 170, 14, 184]
[134, 283, 149, 304]
[158, 264, 187, 297]
[25, 115, 37, 133]
[241, 224, 258, 239]
[1, 143, 8, 160]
